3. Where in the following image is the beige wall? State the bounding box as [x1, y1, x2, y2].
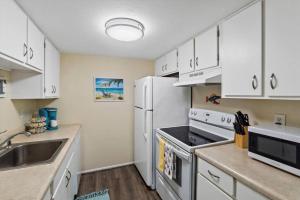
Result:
[193, 85, 300, 127]
[0, 70, 36, 134]
[37, 54, 154, 171]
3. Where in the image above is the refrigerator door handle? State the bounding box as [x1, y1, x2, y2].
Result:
[143, 83, 147, 109]
[143, 110, 147, 141]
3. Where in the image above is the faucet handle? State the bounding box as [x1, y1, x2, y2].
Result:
[0, 130, 7, 135]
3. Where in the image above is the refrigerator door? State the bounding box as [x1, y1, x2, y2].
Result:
[152, 77, 191, 129]
[134, 107, 153, 186]
[134, 77, 153, 110]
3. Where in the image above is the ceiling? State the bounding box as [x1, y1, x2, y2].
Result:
[16, 0, 253, 59]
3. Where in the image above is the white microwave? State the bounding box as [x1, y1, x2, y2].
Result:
[248, 124, 300, 176]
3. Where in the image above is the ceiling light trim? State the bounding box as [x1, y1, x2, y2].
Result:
[105, 18, 145, 42]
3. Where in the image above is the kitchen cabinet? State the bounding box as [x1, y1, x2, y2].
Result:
[236, 181, 269, 200]
[53, 134, 81, 200]
[221, 1, 262, 97]
[195, 26, 219, 71]
[265, 0, 300, 97]
[27, 19, 45, 70]
[44, 39, 60, 97]
[11, 39, 60, 99]
[155, 49, 178, 76]
[197, 173, 232, 200]
[178, 39, 194, 75]
[0, 0, 27, 63]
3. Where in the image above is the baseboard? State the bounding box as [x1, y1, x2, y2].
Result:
[80, 162, 134, 174]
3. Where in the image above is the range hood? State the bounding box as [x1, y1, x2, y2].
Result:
[174, 66, 221, 87]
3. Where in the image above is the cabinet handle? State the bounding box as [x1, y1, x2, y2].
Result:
[23, 43, 28, 57]
[252, 75, 258, 90]
[165, 64, 167, 71]
[189, 59, 193, 68]
[195, 57, 199, 66]
[29, 48, 33, 59]
[270, 73, 277, 90]
[54, 86, 56, 94]
[65, 169, 72, 188]
[208, 170, 220, 182]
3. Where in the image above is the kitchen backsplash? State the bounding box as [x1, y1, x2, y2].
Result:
[193, 85, 300, 127]
[0, 70, 37, 132]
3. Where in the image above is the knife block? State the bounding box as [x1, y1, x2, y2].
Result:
[235, 127, 248, 149]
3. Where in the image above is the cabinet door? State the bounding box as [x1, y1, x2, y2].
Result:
[195, 26, 219, 71]
[165, 49, 178, 74]
[66, 153, 76, 200]
[27, 19, 45, 70]
[178, 39, 194, 75]
[52, 169, 68, 200]
[45, 39, 60, 97]
[155, 56, 166, 76]
[0, 0, 27, 63]
[221, 1, 262, 97]
[265, 0, 300, 97]
[236, 182, 269, 200]
[197, 173, 232, 200]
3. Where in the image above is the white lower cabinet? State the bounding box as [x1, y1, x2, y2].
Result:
[196, 158, 269, 200]
[236, 181, 269, 200]
[197, 173, 232, 200]
[52, 134, 81, 200]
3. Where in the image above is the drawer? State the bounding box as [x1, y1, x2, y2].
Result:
[198, 158, 234, 196]
[236, 181, 269, 200]
[197, 173, 233, 200]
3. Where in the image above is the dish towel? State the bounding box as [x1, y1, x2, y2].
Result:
[164, 143, 176, 180]
[158, 137, 166, 173]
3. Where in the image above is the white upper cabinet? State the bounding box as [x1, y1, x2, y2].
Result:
[265, 0, 300, 97]
[195, 26, 219, 71]
[27, 19, 45, 70]
[155, 49, 178, 76]
[45, 39, 60, 97]
[178, 39, 194, 75]
[0, 0, 27, 63]
[221, 1, 262, 97]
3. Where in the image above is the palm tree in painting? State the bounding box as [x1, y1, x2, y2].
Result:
[108, 79, 122, 87]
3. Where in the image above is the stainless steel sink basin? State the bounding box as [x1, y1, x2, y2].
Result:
[0, 139, 68, 170]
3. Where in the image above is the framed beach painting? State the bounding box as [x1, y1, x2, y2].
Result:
[94, 77, 124, 101]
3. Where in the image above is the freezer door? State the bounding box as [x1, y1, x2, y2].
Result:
[134, 107, 153, 186]
[152, 77, 191, 129]
[134, 77, 153, 110]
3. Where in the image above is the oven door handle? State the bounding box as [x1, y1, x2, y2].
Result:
[156, 133, 192, 162]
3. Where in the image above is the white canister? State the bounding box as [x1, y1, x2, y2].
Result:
[50, 120, 58, 128]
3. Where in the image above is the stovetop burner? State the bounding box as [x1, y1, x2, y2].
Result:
[160, 126, 227, 147]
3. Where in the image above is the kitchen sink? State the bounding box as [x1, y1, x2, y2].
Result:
[0, 139, 68, 170]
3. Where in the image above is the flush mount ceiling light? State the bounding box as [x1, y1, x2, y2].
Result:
[105, 18, 145, 42]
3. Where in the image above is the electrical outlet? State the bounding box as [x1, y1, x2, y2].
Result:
[274, 114, 286, 126]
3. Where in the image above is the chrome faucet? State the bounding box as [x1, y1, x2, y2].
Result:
[0, 130, 31, 152]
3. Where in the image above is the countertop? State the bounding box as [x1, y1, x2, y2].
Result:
[0, 124, 81, 200]
[195, 144, 300, 200]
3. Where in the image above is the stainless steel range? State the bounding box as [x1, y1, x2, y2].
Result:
[155, 108, 235, 200]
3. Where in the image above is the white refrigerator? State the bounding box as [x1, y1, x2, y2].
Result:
[134, 76, 191, 189]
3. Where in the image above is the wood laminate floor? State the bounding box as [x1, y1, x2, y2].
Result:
[78, 165, 161, 200]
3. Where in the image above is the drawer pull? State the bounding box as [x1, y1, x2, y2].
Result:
[208, 170, 220, 182]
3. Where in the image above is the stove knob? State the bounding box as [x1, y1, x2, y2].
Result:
[227, 118, 232, 123]
[221, 117, 226, 122]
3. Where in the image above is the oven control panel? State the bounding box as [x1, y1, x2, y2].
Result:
[189, 108, 235, 129]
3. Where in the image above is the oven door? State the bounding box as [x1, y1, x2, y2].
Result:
[155, 133, 193, 200]
[249, 132, 300, 171]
